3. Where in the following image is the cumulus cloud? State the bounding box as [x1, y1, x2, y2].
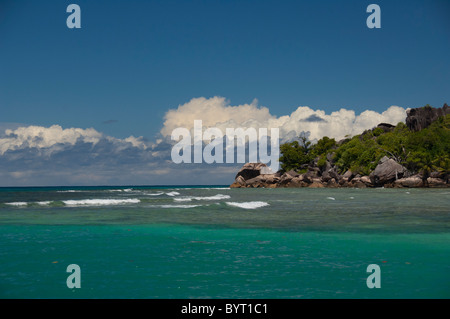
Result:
[161, 97, 407, 142]
[161, 97, 275, 137]
[0, 125, 101, 155]
[0, 125, 150, 155]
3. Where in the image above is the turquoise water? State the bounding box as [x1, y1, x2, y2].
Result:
[0, 186, 449, 298]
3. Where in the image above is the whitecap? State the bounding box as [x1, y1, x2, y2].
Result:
[327, 197, 336, 200]
[5, 202, 28, 206]
[57, 190, 81, 193]
[174, 194, 230, 202]
[36, 201, 51, 205]
[225, 201, 269, 209]
[107, 188, 133, 192]
[166, 191, 181, 196]
[62, 198, 140, 206]
[174, 198, 192, 202]
[145, 192, 164, 196]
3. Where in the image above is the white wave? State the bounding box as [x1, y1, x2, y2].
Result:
[166, 191, 181, 196]
[174, 197, 192, 202]
[57, 190, 81, 193]
[327, 197, 336, 200]
[36, 201, 51, 205]
[225, 201, 269, 209]
[159, 204, 203, 208]
[174, 194, 231, 202]
[145, 192, 165, 196]
[107, 188, 133, 192]
[5, 202, 28, 206]
[62, 198, 140, 206]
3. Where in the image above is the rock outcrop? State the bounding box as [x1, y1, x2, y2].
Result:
[406, 104, 449, 132]
[230, 160, 448, 188]
[369, 156, 407, 186]
[230, 163, 275, 188]
[393, 175, 424, 188]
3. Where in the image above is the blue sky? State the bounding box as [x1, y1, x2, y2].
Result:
[0, 0, 449, 186]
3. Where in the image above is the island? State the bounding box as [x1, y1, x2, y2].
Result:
[231, 104, 449, 188]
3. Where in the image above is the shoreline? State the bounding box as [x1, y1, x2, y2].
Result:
[230, 162, 449, 189]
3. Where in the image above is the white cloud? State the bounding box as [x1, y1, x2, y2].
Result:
[161, 97, 407, 142]
[0, 125, 102, 155]
[161, 96, 275, 137]
[0, 125, 150, 155]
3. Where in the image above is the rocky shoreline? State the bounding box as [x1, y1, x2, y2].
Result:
[231, 104, 449, 189]
[230, 160, 449, 189]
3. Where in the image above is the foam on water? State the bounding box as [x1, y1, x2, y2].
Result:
[145, 192, 164, 196]
[174, 194, 231, 202]
[166, 191, 180, 196]
[5, 202, 28, 206]
[225, 201, 270, 209]
[62, 198, 140, 206]
[36, 201, 51, 205]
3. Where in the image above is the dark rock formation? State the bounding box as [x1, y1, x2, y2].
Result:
[406, 103, 449, 132]
[369, 156, 407, 186]
[234, 162, 269, 181]
[377, 123, 396, 133]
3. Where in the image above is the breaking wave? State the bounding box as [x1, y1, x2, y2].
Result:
[62, 198, 140, 206]
[174, 194, 231, 202]
[166, 191, 181, 196]
[5, 202, 28, 206]
[225, 201, 270, 209]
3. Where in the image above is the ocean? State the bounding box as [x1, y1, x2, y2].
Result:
[0, 186, 449, 299]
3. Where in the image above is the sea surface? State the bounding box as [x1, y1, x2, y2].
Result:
[0, 186, 449, 298]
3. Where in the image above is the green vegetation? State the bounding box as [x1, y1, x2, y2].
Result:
[279, 114, 450, 176]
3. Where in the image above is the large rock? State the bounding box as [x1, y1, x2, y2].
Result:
[321, 170, 332, 182]
[360, 176, 373, 187]
[342, 170, 353, 180]
[406, 104, 450, 132]
[234, 163, 269, 181]
[285, 170, 300, 178]
[369, 156, 407, 186]
[394, 175, 424, 188]
[303, 169, 319, 183]
[279, 173, 293, 186]
[376, 123, 396, 133]
[427, 177, 447, 188]
[309, 180, 325, 188]
[287, 176, 308, 188]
